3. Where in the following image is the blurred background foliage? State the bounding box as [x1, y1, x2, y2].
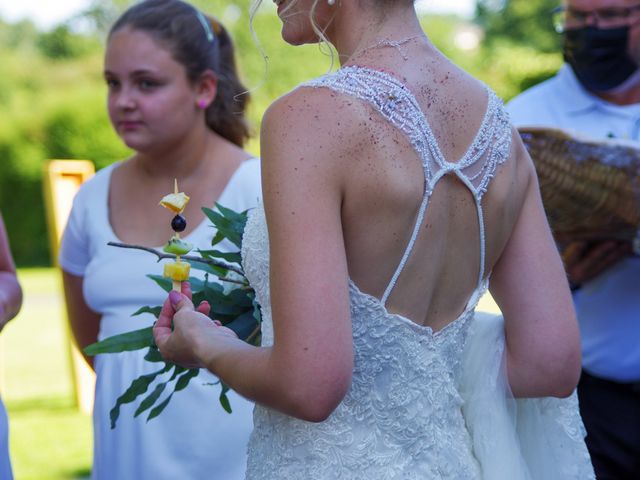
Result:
[0, 0, 563, 266]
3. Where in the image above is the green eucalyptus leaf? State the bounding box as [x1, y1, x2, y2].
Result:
[186, 259, 228, 278]
[215, 203, 248, 228]
[210, 231, 227, 248]
[203, 208, 243, 247]
[175, 368, 199, 392]
[219, 382, 232, 414]
[198, 249, 242, 264]
[134, 382, 167, 417]
[227, 288, 254, 308]
[132, 306, 162, 318]
[227, 310, 260, 343]
[187, 277, 206, 291]
[169, 365, 187, 381]
[147, 274, 172, 292]
[84, 327, 154, 356]
[143, 347, 164, 363]
[110, 364, 171, 429]
[146, 393, 173, 422]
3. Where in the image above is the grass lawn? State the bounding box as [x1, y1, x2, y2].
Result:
[1, 268, 92, 480]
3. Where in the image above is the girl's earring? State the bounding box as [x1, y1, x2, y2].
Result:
[328, 0, 335, 5]
[198, 100, 208, 109]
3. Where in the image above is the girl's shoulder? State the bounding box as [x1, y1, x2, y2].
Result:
[73, 161, 120, 207]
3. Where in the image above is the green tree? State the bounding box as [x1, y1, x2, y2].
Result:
[476, 0, 561, 53]
[37, 25, 101, 59]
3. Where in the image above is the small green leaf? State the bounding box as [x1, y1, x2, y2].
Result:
[144, 347, 164, 363]
[219, 382, 232, 414]
[198, 249, 242, 264]
[84, 327, 154, 356]
[203, 209, 243, 247]
[134, 382, 167, 417]
[210, 231, 226, 248]
[132, 306, 162, 318]
[186, 259, 228, 278]
[147, 274, 173, 292]
[175, 369, 199, 392]
[227, 310, 260, 343]
[110, 364, 171, 428]
[214, 203, 248, 224]
[168, 365, 187, 381]
[146, 393, 173, 422]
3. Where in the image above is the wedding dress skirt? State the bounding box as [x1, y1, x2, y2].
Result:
[242, 206, 594, 480]
[461, 312, 593, 479]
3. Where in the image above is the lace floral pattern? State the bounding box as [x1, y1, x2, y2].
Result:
[243, 206, 482, 480]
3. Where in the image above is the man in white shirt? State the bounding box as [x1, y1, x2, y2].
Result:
[507, 1, 640, 478]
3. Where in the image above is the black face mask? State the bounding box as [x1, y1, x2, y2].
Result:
[563, 26, 638, 92]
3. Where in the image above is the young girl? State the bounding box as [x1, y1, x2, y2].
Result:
[59, 1, 261, 478]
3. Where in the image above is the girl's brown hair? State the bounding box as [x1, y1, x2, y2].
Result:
[110, 0, 251, 147]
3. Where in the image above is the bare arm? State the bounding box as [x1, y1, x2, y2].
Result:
[62, 270, 101, 369]
[155, 89, 354, 421]
[0, 213, 22, 331]
[490, 141, 581, 398]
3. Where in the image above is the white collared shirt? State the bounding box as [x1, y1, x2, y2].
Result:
[507, 65, 640, 382]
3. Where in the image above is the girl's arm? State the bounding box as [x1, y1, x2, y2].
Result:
[0, 214, 22, 330]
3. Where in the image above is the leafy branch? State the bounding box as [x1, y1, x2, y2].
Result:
[84, 204, 261, 428]
[106, 241, 245, 277]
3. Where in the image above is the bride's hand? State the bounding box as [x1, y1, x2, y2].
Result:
[153, 283, 238, 369]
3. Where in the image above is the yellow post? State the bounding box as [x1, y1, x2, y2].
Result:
[43, 160, 96, 414]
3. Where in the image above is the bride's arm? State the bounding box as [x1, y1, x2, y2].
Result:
[156, 89, 354, 421]
[489, 135, 581, 398]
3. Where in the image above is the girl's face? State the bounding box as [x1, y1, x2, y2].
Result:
[104, 28, 201, 153]
[274, 0, 335, 46]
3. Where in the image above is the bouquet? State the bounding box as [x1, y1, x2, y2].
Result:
[84, 189, 260, 429]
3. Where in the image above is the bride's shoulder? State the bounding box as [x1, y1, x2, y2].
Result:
[263, 79, 370, 144]
[260, 82, 367, 185]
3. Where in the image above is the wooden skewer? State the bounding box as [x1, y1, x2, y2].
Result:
[172, 179, 182, 291]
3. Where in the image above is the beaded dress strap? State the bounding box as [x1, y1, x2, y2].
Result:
[303, 66, 512, 304]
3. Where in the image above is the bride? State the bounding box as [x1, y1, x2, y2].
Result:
[154, 0, 594, 477]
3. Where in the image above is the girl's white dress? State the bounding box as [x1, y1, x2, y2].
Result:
[241, 67, 595, 479]
[60, 158, 261, 480]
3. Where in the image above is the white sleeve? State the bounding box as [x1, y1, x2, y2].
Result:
[233, 157, 263, 209]
[58, 188, 91, 277]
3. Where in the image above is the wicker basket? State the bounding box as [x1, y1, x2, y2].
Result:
[518, 127, 640, 243]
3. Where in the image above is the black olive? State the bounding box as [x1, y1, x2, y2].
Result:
[171, 214, 187, 232]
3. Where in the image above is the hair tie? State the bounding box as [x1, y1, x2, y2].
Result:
[196, 11, 215, 43]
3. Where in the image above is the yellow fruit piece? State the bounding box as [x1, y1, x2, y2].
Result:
[163, 261, 191, 281]
[159, 192, 190, 213]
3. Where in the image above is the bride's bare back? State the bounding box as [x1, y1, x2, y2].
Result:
[329, 47, 527, 332]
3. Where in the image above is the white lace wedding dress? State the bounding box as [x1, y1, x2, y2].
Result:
[241, 66, 594, 479]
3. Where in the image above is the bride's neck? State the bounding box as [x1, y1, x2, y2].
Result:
[331, 3, 423, 63]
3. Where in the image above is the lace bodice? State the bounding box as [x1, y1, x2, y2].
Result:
[241, 66, 512, 479]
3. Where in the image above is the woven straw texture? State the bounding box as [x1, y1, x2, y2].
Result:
[519, 127, 640, 242]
